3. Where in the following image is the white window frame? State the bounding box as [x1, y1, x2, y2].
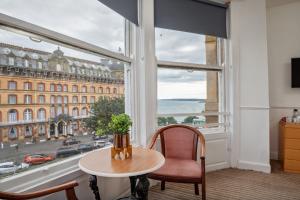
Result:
[0, 11, 134, 190]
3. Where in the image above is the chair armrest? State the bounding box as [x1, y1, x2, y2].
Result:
[0, 181, 79, 200]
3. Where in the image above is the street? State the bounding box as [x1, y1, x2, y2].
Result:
[0, 135, 101, 179]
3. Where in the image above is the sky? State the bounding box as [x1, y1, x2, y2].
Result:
[0, 0, 207, 99]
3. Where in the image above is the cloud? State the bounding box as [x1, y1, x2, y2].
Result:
[158, 68, 206, 83]
[0, 0, 125, 53]
[155, 28, 206, 64]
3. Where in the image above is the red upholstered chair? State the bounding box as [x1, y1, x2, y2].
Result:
[148, 124, 206, 200]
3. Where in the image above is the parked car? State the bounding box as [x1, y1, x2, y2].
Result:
[94, 140, 106, 148]
[24, 154, 54, 165]
[92, 135, 108, 141]
[77, 144, 94, 153]
[0, 162, 29, 174]
[62, 138, 81, 146]
[56, 147, 80, 158]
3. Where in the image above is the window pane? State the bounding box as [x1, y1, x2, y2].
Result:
[157, 68, 220, 126]
[0, 27, 126, 179]
[0, 0, 126, 54]
[156, 28, 221, 65]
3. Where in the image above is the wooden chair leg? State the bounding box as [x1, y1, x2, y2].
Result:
[161, 181, 165, 191]
[202, 182, 206, 200]
[65, 188, 78, 200]
[194, 184, 199, 195]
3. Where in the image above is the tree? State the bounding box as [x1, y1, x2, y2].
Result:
[157, 116, 177, 126]
[183, 116, 198, 124]
[83, 97, 125, 135]
[158, 117, 167, 126]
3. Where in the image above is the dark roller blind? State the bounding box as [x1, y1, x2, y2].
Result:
[98, 0, 138, 25]
[154, 0, 228, 38]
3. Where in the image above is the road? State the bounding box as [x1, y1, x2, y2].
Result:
[0, 135, 111, 179]
[0, 135, 95, 163]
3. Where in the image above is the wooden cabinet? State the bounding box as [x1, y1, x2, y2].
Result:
[279, 121, 300, 173]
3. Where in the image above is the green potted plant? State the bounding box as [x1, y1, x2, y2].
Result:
[108, 113, 132, 149]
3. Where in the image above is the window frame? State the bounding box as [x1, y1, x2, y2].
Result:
[156, 38, 229, 131]
[0, 11, 134, 187]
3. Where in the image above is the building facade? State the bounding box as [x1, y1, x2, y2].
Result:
[0, 43, 124, 143]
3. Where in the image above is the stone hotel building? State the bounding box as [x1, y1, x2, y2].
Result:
[0, 43, 124, 143]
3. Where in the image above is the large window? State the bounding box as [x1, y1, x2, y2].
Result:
[156, 28, 225, 129]
[0, 0, 129, 180]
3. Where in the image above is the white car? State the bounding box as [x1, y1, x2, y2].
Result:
[0, 162, 29, 174]
[94, 140, 106, 148]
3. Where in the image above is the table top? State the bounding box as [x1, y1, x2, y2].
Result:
[78, 147, 165, 178]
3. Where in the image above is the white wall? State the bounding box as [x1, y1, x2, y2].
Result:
[267, 1, 300, 160]
[230, 0, 271, 173]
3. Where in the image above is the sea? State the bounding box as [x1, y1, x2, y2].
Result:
[157, 99, 206, 123]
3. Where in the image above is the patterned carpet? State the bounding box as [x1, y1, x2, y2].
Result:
[148, 163, 300, 200]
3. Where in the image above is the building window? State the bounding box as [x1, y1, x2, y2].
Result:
[38, 95, 45, 104]
[38, 125, 46, 135]
[31, 60, 37, 68]
[24, 82, 32, 90]
[72, 96, 78, 103]
[16, 57, 22, 67]
[57, 106, 62, 116]
[8, 81, 17, 90]
[24, 109, 32, 121]
[24, 59, 29, 67]
[82, 96, 87, 103]
[38, 61, 43, 69]
[106, 87, 110, 94]
[98, 87, 103, 94]
[37, 108, 46, 120]
[72, 85, 78, 92]
[63, 96, 68, 104]
[50, 95, 55, 104]
[24, 126, 32, 137]
[50, 84, 55, 92]
[50, 107, 55, 118]
[8, 127, 17, 139]
[90, 96, 95, 103]
[57, 84, 62, 92]
[81, 107, 88, 116]
[72, 108, 78, 117]
[90, 86, 95, 93]
[24, 95, 32, 104]
[64, 106, 68, 115]
[8, 95, 17, 104]
[63, 84, 68, 92]
[57, 96, 62, 104]
[56, 64, 62, 71]
[82, 86, 87, 93]
[113, 88, 117, 94]
[8, 57, 14, 66]
[38, 83, 45, 92]
[8, 109, 18, 122]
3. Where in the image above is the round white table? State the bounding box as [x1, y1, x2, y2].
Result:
[79, 147, 165, 200]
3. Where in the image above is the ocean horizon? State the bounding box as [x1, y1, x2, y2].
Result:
[158, 99, 206, 122]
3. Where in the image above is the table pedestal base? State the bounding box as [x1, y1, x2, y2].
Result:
[89, 174, 150, 200]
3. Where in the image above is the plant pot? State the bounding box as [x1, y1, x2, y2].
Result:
[113, 133, 130, 149]
[111, 133, 132, 160]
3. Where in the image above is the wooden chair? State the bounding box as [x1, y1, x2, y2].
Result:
[0, 181, 79, 200]
[148, 124, 206, 200]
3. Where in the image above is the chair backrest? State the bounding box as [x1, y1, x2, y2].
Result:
[149, 124, 205, 161]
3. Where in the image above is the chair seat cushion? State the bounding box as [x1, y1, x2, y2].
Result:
[148, 158, 202, 183]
